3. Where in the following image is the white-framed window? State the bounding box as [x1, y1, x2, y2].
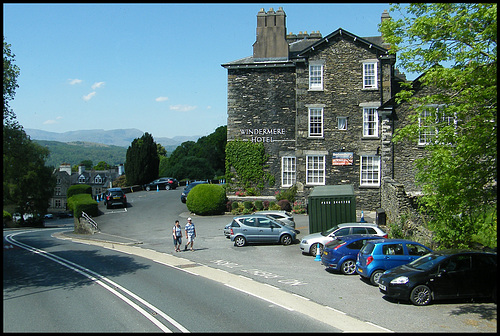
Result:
[418, 105, 455, 145]
[363, 107, 378, 137]
[94, 175, 103, 184]
[281, 156, 296, 187]
[360, 155, 380, 186]
[78, 175, 86, 183]
[309, 64, 323, 90]
[55, 187, 61, 196]
[306, 155, 325, 185]
[55, 199, 62, 208]
[363, 62, 378, 89]
[309, 107, 323, 137]
[337, 116, 347, 130]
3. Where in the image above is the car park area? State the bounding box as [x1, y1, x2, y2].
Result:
[79, 189, 496, 333]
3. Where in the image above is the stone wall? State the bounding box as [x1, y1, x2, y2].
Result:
[381, 177, 435, 247]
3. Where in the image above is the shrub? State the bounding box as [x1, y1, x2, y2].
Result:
[275, 185, 297, 203]
[277, 199, 292, 212]
[263, 200, 270, 210]
[68, 193, 98, 218]
[268, 201, 281, 210]
[231, 201, 240, 210]
[243, 201, 254, 210]
[254, 200, 264, 211]
[186, 184, 227, 216]
[67, 184, 92, 198]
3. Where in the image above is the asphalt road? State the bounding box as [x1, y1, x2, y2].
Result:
[6, 188, 497, 332]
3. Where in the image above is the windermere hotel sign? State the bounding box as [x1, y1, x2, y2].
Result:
[240, 128, 287, 143]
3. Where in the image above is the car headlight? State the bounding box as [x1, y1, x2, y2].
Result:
[301, 239, 307, 244]
[390, 276, 409, 285]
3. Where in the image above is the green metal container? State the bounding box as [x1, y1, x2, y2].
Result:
[308, 185, 356, 234]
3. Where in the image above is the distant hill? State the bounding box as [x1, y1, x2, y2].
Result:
[25, 128, 201, 148]
[34, 140, 128, 168]
[27, 128, 202, 168]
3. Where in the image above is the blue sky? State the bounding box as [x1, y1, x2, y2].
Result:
[4, 3, 410, 139]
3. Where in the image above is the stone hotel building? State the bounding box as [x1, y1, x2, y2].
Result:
[222, 7, 420, 211]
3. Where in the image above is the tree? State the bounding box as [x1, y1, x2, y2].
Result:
[3, 38, 20, 128]
[94, 161, 110, 170]
[125, 132, 159, 185]
[4, 37, 55, 223]
[380, 4, 497, 248]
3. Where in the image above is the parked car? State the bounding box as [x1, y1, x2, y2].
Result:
[144, 177, 178, 191]
[300, 223, 387, 256]
[321, 235, 386, 275]
[180, 181, 208, 203]
[44, 213, 54, 219]
[378, 250, 497, 306]
[253, 210, 295, 229]
[228, 214, 297, 247]
[356, 239, 433, 286]
[104, 188, 127, 209]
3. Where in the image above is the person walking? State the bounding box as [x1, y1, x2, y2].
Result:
[184, 217, 196, 251]
[172, 220, 182, 252]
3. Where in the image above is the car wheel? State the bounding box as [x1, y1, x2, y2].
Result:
[280, 234, 292, 245]
[166, 185, 171, 190]
[340, 260, 356, 275]
[234, 236, 246, 247]
[309, 243, 323, 256]
[370, 270, 384, 286]
[146, 186, 151, 192]
[410, 285, 432, 306]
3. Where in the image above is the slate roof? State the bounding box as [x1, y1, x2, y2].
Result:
[222, 28, 389, 69]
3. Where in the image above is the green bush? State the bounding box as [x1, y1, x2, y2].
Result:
[243, 201, 254, 210]
[275, 185, 297, 203]
[186, 184, 227, 216]
[68, 193, 98, 218]
[231, 201, 240, 210]
[254, 200, 264, 211]
[67, 184, 92, 198]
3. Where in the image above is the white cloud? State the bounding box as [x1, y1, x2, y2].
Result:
[169, 104, 197, 112]
[91, 81, 105, 90]
[83, 92, 96, 101]
[43, 116, 63, 125]
[155, 96, 169, 102]
[69, 78, 83, 85]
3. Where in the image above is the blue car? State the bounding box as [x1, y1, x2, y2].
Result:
[321, 235, 386, 275]
[356, 239, 433, 286]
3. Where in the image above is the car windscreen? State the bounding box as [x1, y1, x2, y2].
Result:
[407, 253, 447, 270]
[321, 225, 339, 236]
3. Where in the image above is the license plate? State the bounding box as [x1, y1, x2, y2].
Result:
[113, 196, 121, 199]
[379, 284, 386, 291]
[358, 268, 363, 274]
[323, 251, 328, 256]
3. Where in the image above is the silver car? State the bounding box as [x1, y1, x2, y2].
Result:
[228, 215, 297, 247]
[300, 223, 387, 256]
[253, 210, 295, 229]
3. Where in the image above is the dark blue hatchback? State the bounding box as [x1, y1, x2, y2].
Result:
[321, 235, 386, 275]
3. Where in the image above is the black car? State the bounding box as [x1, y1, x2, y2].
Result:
[143, 177, 178, 191]
[104, 188, 127, 209]
[180, 181, 208, 203]
[378, 249, 497, 306]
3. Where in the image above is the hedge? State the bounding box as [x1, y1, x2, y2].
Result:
[186, 184, 227, 216]
[68, 193, 98, 218]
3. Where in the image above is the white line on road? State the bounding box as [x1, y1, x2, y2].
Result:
[5, 231, 188, 333]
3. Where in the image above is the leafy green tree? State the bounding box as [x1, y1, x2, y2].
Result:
[4, 37, 56, 223]
[3, 38, 20, 127]
[125, 132, 159, 185]
[94, 161, 110, 170]
[381, 3, 497, 248]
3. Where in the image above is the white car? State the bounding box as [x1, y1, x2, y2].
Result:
[253, 210, 295, 229]
[299, 222, 387, 256]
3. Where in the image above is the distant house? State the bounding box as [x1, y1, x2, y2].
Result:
[48, 163, 124, 214]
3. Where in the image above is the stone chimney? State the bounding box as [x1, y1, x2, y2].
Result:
[380, 10, 392, 48]
[78, 164, 85, 175]
[253, 7, 289, 60]
[118, 164, 125, 176]
[59, 163, 72, 176]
